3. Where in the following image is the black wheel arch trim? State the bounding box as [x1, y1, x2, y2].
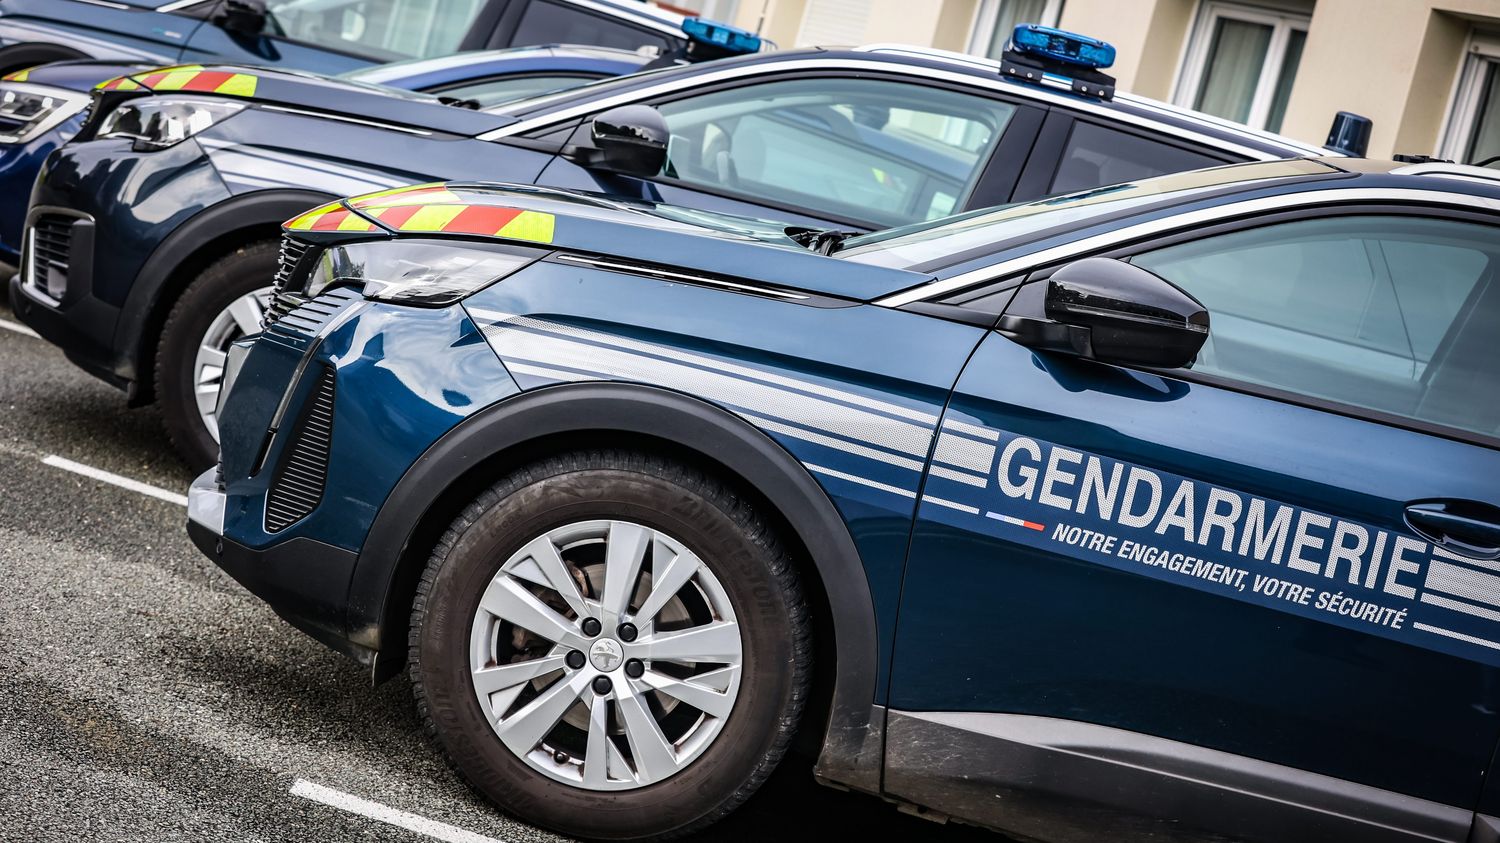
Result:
[115, 188, 337, 395]
[346, 380, 885, 792]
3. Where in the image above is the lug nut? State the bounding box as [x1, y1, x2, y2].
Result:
[565, 650, 586, 669]
[617, 623, 637, 642]
[554, 750, 570, 764]
[581, 617, 602, 637]
[624, 659, 644, 679]
[592, 676, 613, 695]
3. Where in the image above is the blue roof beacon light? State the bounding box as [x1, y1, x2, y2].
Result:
[1001, 24, 1118, 101]
[681, 18, 764, 58]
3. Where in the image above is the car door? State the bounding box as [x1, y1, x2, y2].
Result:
[533, 73, 1044, 230]
[887, 209, 1500, 842]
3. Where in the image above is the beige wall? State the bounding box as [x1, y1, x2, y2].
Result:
[743, 0, 1500, 157]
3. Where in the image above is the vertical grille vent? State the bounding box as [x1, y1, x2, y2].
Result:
[264, 366, 335, 533]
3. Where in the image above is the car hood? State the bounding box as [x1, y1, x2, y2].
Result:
[97, 63, 519, 137]
[5, 60, 154, 93]
[292, 182, 932, 302]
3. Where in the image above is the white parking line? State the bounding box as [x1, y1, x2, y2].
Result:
[290, 779, 506, 843]
[0, 317, 38, 338]
[42, 455, 189, 507]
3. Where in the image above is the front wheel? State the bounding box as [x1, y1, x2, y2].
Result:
[409, 451, 812, 840]
[156, 241, 276, 470]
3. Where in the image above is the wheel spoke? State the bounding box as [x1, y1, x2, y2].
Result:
[495, 670, 589, 755]
[639, 666, 739, 719]
[616, 678, 679, 782]
[194, 384, 221, 416]
[601, 522, 650, 622]
[196, 346, 227, 375]
[632, 542, 699, 625]
[581, 691, 612, 788]
[225, 294, 264, 336]
[479, 576, 585, 649]
[504, 534, 591, 620]
[473, 654, 568, 698]
[635, 620, 740, 665]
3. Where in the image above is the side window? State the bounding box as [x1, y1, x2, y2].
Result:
[654, 78, 1016, 227]
[511, 1, 675, 54]
[1050, 122, 1222, 195]
[435, 74, 604, 108]
[263, 0, 486, 60]
[1131, 215, 1499, 438]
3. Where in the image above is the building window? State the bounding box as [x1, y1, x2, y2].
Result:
[967, 0, 1064, 61]
[1440, 35, 1500, 167]
[1174, 2, 1309, 132]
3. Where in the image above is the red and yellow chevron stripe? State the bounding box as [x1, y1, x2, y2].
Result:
[284, 202, 378, 233]
[95, 65, 257, 97]
[2, 67, 32, 83]
[95, 75, 144, 92]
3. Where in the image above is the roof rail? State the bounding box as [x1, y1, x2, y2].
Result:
[1391, 161, 1500, 185]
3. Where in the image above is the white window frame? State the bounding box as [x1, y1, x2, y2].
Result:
[1172, 1, 1310, 130]
[966, 0, 1064, 58]
[1438, 33, 1500, 164]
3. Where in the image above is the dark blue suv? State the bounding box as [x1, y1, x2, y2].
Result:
[189, 159, 1500, 842]
[0, 0, 697, 76]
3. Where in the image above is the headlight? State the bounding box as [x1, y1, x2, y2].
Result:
[300, 238, 544, 305]
[96, 96, 245, 151]
[0, 82, 91, 144]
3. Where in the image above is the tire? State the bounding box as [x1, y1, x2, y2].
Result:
[155, 241, 277, 471]
[410, 450, 812, 841]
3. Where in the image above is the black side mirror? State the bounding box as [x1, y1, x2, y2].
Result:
[573, 105, 669, 178]
[217, 0, 268, 34]
[999, 257, 1208, 369]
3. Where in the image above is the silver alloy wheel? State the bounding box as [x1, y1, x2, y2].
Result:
[192, 287, 272, 442]
[469, 520, 743, 791]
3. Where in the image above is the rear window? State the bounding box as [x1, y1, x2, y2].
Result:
[1050, 122, 1223, 195]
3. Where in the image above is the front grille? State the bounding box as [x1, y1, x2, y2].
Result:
[263, 235, 316, 329]
[263, 286, 362, 344]
[28, 215, 73, 298]
[264, 366, 335, 533]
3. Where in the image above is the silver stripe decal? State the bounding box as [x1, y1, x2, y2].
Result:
[922, 494, 980, 515]
[1420, 593, 1500, 624]
[805, 464, 916, 498]
[480, 57, 1278, 159]
[929, 465, 987, 487]
[933, 430, 996, 474]
[1424, 560, 1500, 609]
[875, 188, 1500, 307]
[260, 105, 433, 136]
[507, 362, 592, 382]
[471, 309, 937, 425]
[1414, 622, 1500, 651]
[740, 412, 924, 471]
[941, 417, 1001, 441]
[482, 326, 933, 456]
[1431, 545, 1500, 572]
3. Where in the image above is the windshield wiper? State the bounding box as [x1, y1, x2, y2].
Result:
[786, 227, 861, 255]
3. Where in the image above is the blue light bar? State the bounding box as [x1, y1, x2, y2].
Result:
[1010, 24, 1115, 69]
[681, 18, 762, 55]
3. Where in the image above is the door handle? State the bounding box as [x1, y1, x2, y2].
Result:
[1404, 500, 1500, 560]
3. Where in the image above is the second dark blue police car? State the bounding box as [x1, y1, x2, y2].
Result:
[188, 151, 1500, 841]
[16, 26, 1338, 470]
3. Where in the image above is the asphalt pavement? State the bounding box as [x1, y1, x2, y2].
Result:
[0, 304, 999, 842]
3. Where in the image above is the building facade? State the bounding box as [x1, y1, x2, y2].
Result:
[683, 0, 1500, 162]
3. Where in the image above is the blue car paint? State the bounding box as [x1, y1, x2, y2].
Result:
[0, 47, 646, 265]
[0, 0, 201, 65]
[193, 164, 1500, 824]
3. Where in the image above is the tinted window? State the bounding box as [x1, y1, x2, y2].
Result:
[263, 0, 484, 60]
[1050, 122, 1222, 195]
[512, 1, 674, 54]
[1132, 216, 1500, 438]
[656, 78, 1016, 227]
[436, 74, 603, 107]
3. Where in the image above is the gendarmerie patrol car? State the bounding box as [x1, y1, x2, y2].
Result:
[0, 0, 705, 76]
[187, 157, 1500, 841]
[15, 26, 1340, 470]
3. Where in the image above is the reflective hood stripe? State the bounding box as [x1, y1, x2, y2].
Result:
[360, 202, 556, 243]
[96, 76, 143, 91]
[2, 68, 30, 82]
[114, 64, 259, 97]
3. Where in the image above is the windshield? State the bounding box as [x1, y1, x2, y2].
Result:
[837, 159, 1339, 272]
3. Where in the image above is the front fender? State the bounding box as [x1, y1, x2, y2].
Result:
[349, 381, 886, 794]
